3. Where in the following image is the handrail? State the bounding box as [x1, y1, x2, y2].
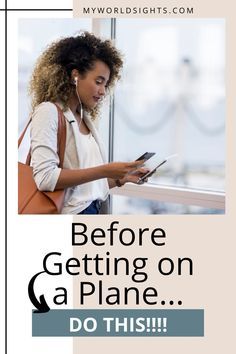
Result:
[110, 183, 225, 210]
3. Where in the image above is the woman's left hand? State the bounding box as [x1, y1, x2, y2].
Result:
[120, 167, 150, 185]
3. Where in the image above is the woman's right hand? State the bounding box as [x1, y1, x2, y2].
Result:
[104, 160, 145, 179]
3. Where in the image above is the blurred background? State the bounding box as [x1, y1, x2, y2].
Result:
[18, 18, 225, 214]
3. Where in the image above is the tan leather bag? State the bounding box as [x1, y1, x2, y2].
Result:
[18, 105, 66, 214]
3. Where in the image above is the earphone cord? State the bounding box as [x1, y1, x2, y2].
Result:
[75, 83, 84, 128]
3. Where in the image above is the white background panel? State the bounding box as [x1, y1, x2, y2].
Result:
[7, 0, 72, 9]
[7, 9, 74, 354]
[1, 9, 6, 354]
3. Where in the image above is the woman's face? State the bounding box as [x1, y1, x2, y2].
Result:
[76, 60, 110, 109]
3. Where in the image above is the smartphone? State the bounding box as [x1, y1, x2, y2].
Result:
[136, 152, 156, 162]
[137, 154, 178, 184]
[138, 160, 167, 184]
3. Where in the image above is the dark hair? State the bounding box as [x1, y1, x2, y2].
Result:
[29, 31, 123, 118]
[55, 32, 122, 84]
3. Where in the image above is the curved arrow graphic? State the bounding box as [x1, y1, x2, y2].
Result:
[28, 271, 50, 313]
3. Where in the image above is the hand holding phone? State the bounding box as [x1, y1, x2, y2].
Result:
[127, 152, 156, 177]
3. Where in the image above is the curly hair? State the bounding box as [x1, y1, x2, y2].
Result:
[29, 31, 123, 118]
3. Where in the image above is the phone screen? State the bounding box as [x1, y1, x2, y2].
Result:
[137, 154, 177, 184]
[138, 160, 167, 183]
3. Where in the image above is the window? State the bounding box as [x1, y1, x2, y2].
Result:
[110, 18, 225, 214]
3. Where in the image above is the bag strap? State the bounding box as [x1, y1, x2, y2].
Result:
[55, 104, 67, 167]
[18, 104, 67, 167]
[18, 117, 32, 148]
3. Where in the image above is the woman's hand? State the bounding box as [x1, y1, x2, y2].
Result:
[120, 167, 150, 185]
[104, 160, 145, 180]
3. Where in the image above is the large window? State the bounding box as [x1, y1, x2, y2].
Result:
[111, 19, 225, 214]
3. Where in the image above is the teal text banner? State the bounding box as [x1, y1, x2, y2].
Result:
[32, 309, 204, 337]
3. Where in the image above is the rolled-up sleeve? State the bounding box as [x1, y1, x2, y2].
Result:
[30, 102, 62, 192]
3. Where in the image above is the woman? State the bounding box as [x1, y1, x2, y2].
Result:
[29, 31, 148, 214]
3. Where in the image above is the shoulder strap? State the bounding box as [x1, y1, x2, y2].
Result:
[18, 104, 67, 167]
[55, 104, 66, 167]
[18, 117, 32, 148]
